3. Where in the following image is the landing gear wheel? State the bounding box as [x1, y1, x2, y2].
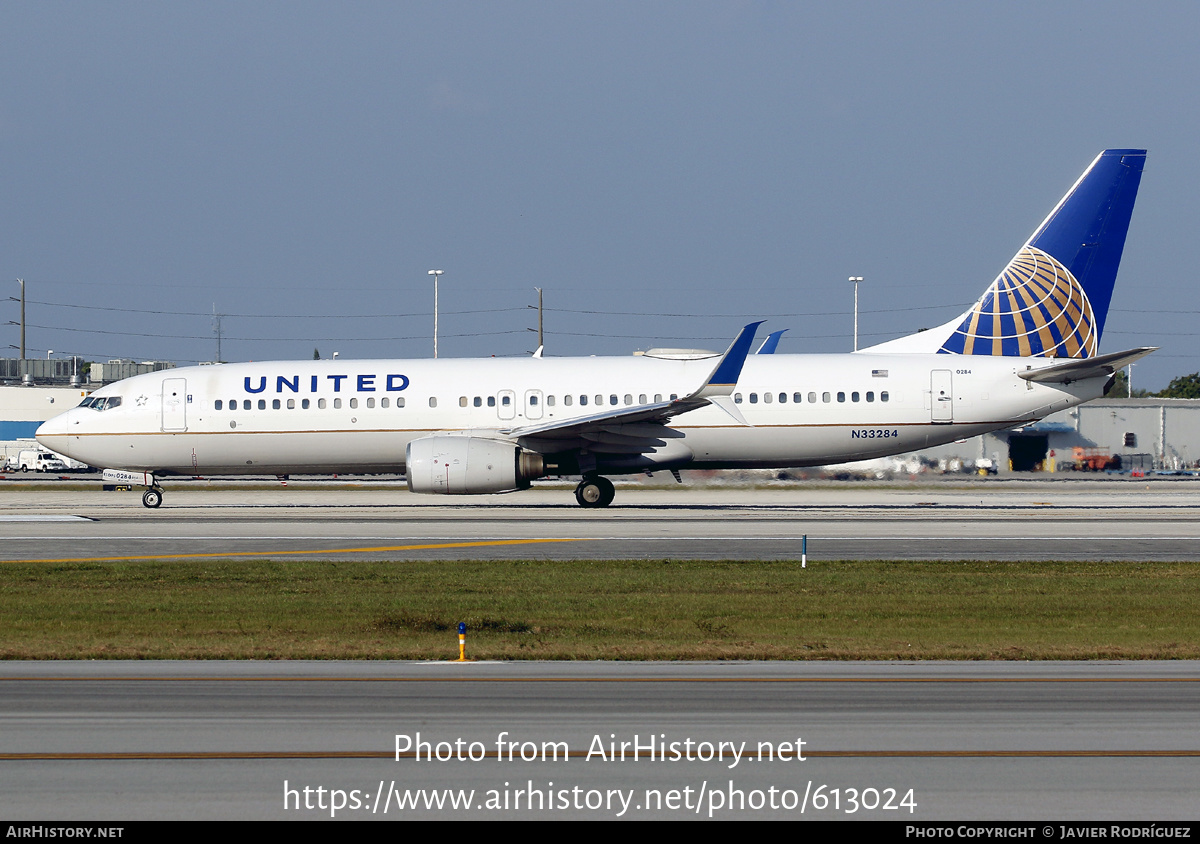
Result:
[142, 488, 163, 509]
[574, 476, 615, 508]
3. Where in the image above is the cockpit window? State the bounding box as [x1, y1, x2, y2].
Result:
[79, 396, 122, 411]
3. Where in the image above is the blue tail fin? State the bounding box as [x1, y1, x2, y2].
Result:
[865, 150, 1146, 359]
[937, 149, 1145, 358]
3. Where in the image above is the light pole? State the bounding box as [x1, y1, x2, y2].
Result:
[848, 276, 864, 351]
[428, 270, 445, 358]
[47, 350, 53, 360]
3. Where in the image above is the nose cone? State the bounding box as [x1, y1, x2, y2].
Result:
[36, 411, 73, 457]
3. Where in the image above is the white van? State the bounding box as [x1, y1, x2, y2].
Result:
[15, 450, 68, 473]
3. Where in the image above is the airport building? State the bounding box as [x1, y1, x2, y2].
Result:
[910, 398, 1200, 474]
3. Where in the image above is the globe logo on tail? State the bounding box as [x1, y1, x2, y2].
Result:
[939, 246, 1097, 358]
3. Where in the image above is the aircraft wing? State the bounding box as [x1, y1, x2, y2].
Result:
[1017, 347, 1157, 384]
[499, 321, 762, 452]
[756, 329, 788, 354]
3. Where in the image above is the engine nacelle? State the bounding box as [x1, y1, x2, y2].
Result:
[405, 436, 545, 495]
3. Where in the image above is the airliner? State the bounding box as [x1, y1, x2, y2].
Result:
[37, 149, 1153, 508]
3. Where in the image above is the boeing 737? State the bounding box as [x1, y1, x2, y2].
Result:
[37, 149, 1153, 508]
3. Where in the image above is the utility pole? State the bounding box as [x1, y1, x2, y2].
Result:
[16, 279, 25, 360]
[528, 287, 544, 352]
[212, 304, 225, 363]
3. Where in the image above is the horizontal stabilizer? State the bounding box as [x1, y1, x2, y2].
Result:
[1018, 347, 1157, 384]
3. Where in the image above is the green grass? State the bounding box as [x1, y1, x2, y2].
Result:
[1, 559, 1197, 660]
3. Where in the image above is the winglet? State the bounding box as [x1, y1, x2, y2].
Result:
[698, 321, 763, 398]
[756, 329, 788, 354]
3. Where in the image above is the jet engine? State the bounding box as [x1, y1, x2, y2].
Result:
[405, 436, 545, 495]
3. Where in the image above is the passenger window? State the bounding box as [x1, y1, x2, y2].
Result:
[866, 392, 874, 403]
[366, 397, 375, 408]
[670, 394, 678, 401]
[288, 399, 296, 409]
[596, 395, 603, 406]
[547, 395, 555, 407]
[530, 395, 539, 406]
[214, 400, 223, 410]
[734, 393, 743, 404]
[350, 398, 359, 409]
[258, 399, 266, 410]
[334, 398, 342, 409]
[822, 392, 830, 403]
[763, 392, 772, 404]
[749, 393, 758, 404]
[396, 397, 405, 408]
[429, 397, 438, 408]
[302, 399, 310, 409]
[272, 399, 281, 409]
[639, 394, 647, 404]
[244, 400, 252, 410]
[851, 392, 860, 402]
[459, 396, 468, 407]
[564, 395, 573, 406]
[778, 393, 786, 403]
[580, 395, 588, 406]
[808, 392, 817, 403]
[474, 396, 482, 407]
[654, 394, 662, 402]
[624, 394, 632, 405]
[488, 396, 496, 407]
[318, 398, 327, 409]
[501, 396, 510, 406]
[794, 392, 802, 403]
[837, 392, 845, 403]
[881, 391, 889, 402]
[379, 398, 387, 408]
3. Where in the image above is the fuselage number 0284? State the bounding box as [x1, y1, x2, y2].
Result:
[851, 429, 899, 439]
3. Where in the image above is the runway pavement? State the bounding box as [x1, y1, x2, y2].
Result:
[1, 659, 1197, 820]
[2, 478, 1197, 820]
[1, 476, 1199, 562]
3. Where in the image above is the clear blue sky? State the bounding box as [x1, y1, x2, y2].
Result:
[3, 1, 1196, 390]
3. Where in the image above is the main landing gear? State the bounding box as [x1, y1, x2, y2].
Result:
[574, 475, 615, 508]
[142, 487, 164, 509]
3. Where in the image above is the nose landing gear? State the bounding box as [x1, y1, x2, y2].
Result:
[142, 487, 163, 508]
[574, 475, 615, 508]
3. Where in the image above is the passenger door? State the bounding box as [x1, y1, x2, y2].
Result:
[930, 370, 953, 424]
[161, 378, 188, 432]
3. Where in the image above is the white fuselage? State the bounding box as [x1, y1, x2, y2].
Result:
[36, 351, 1102, 478]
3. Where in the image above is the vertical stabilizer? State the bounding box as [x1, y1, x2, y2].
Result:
[865, 150, 1145, 358]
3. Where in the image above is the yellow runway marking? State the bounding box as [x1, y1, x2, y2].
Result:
[3, 537, 586, 564]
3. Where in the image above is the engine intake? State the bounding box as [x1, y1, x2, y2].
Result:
[405, 436, 545, 495]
